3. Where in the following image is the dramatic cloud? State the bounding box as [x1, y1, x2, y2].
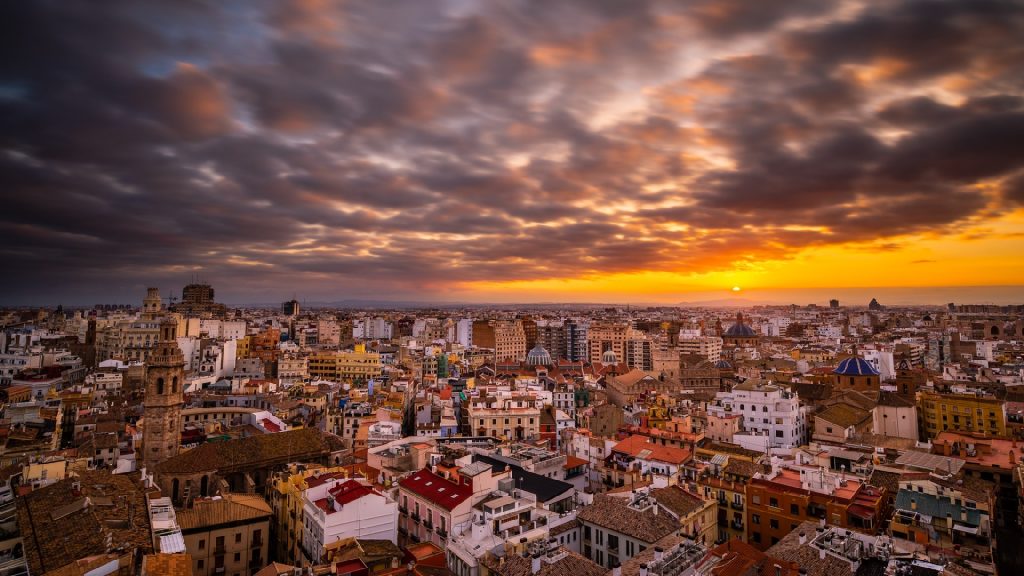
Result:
[0, 0, 1022, 304]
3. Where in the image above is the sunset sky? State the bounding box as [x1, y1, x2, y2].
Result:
[2, 0, 1023, 305]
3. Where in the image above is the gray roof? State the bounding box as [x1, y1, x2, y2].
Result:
[893, 451, 965, 475]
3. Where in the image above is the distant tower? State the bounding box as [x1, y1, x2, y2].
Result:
[829, 299, 839, 309]
[142, 317, 185, 472]
[142, 287, 163, 319]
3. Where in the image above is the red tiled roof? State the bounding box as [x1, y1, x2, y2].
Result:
[612, 435, 692, 465]
[331, 480, 375, 505]
[564, 455, 589, 469]
[399, 468, 472, 511]
[261, 419, 282, 432]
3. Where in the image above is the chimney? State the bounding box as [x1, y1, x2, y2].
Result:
[798, 533, 806, 545]
[654, 547, 664, 562]
[640, 563, 648, 576]
[531, 554, 542, 575]
[612, 564, 622, 576]
[819, 547, 826, 560]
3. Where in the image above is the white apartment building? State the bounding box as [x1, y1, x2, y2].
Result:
[677, 335, 722, 363]
[707, 380, 808, 451]
[301, 478, 397, 564]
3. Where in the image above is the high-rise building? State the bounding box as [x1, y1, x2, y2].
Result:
[142, 318, 185, 472]
[830, 299, 840, 309]
[588, 321, 631, 364]
[282, 299, 300, 316]
[564, 318, 589, 362]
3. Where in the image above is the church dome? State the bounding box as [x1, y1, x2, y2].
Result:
[833, 357, 880, 376]
[723, 312, 756, 337]
[714, 359, 733, 370]
[601, 349, 618, 364]
[526, 344, 552, 366]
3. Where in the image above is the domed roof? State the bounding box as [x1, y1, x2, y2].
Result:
[601, 349, 618, 364]
[526, 344, 552, 366]
[714, 359, 733, 370]
[723, 312, 756, 337]
[833, 357, 880, 376]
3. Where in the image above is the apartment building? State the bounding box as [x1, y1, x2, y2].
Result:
[467, 394, 541, 441]
[301, 479, 397, 564]
[178, 494, 272, 576]
[707, 380, 808, 452]
[918, 390, 1007, 439]
[307, 344, 382, 382]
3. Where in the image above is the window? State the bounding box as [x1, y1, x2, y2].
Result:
[752, 514, 760, 525]
[198, 560, 204, 570]
[791, 503, 799, 515]
[752, 495, 761, 504]
[769, 497, 779, 508]
[234, 553, 241, 562]
[770, 519, 779, 529]
[199, 539, 206, 550]
[752, 532, 761, 543]
[235, 533, 241, 543]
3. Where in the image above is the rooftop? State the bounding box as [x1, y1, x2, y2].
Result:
[575, 494, 678, 543]
[177, 494, 272, 531]
[16, 470, 153, 575]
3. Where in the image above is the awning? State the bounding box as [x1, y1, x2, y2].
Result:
[848, 504, 876, 519]
[953, 524, 980, 535]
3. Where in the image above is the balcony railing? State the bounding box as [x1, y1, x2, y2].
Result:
[411, 512, 421, 523]
[731, 520, 744, 530]
[213, 545, 226, 555]
[731, 501, 743, 511]
[437, 528, 448, 539]
[399, 506, 408, 516]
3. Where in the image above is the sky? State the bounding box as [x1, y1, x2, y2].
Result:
[1, 0, 1024, 306]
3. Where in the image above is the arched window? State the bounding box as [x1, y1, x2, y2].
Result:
[156, 377, 165, 395]
[172, 377, 178, 393]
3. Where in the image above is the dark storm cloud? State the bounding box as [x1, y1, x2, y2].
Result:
[0, 0, 1022, 304]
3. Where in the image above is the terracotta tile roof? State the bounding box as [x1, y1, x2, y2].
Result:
[815, 404, 871, 428]
[764, 521, 855, 576]
[398, 467, 472, 511]
[612, 435, 691, 465]
[484, 547, 605, 576]
[16, 470, 153, 575]
[143, 553, 194, 576]
[650, 485, 706, 518]
[701, 539, 800, 576]
[576, 495, 678, 543]
[155, 427, 331, 474]
[176, 494, 272, 531]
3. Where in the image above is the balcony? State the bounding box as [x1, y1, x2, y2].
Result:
[731, 501, 743, 511]
[411, 512, 421, 523]
[399, 506, 408, 516]
[717, 497, 727, 506]
[437, 528, 448, 539]
[398, 526, 408, 535]
[731, 520, 744, 530]
[214, 568, 226, 575]
[424, 519, 433, 530]
[252, 537, 264, 548]
[213, 545, 226, 555]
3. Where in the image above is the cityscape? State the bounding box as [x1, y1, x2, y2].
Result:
[2, 1, 1024, 576]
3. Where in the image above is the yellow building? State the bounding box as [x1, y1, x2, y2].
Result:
[268, 464, 361, 565]
[918, 390, 1007, 439]
[235, 336, 251, 359]
[307, 345, 382, 382]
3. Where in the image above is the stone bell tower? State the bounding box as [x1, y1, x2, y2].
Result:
[142, 317, 185, 472]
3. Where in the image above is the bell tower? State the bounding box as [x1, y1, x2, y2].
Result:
[142, 287, 162, 320]
[142, 317, 185, 472]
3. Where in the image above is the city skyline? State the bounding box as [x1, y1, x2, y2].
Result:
[3, 0, 1024, 305]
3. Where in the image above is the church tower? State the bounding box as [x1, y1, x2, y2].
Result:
[142, 317, 185, 472]
[142, 287, 163, 320]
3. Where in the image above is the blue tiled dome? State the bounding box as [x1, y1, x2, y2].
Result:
[833, 357, 880, 376]
[723, 312, 756, 337]
[715, 359, 733, 370]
